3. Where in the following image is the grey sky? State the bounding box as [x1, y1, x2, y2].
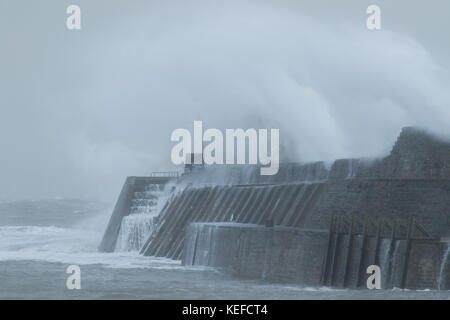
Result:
[1, 0, 449, 201]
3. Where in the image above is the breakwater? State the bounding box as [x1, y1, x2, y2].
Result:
[99, 127, 450, 289]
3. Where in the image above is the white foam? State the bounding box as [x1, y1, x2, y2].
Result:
[115, 214, 157, 252]
[265, 284, 346, 292]
[0, 225, 187, 270]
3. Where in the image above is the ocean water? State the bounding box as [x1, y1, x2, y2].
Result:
[0, 199, 448, 300]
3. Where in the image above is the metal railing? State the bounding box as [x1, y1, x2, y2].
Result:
[150, 171, 179, 178]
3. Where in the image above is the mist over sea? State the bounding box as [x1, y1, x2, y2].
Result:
[0, 199, 447, 299]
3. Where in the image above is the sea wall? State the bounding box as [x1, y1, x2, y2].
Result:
[182, 223, 448, 289]
[343, 127, 450, 180]
[140, 183, 326, 259]
[310, 179, 450, 237]
[405, 240, 443, 289]
[180, 162, 329, 185]
[100, 126, 450, 288]
[140, 178, 450, 259]
[182, 223, 329, 285]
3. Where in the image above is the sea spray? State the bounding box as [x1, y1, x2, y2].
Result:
[115, 214, 157, 252]
[115, 184, 171, 252]
[438, 244, 450, 290]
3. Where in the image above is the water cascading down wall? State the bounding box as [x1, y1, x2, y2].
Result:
[99, 127, 450, 289]
[98, 176, 173, 252]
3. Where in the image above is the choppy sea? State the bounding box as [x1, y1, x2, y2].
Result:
[0, 199, 448, 299]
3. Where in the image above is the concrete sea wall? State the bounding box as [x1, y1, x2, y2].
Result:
[183, 223, 449, 289]
[140, 183, 326, 259]
[99, 127, 450, 288]
[139, 178, 450, 259]
[182, 223, 329, 285]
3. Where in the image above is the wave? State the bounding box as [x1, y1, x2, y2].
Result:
[0, 225, 188, 270]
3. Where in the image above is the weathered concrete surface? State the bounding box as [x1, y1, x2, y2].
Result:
[140, 183, 326, 258]
[310, 179, 450, 237]
[406, 240, 442, 289]
[141, 177, 450, 259]
[183, 223, 329, 285]
[182, 223, 448, 289]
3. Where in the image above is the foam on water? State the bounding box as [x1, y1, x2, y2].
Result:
[0, 224, 448, 299]
[0, 225, 187, 270]
[1, 198, 449, 299]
